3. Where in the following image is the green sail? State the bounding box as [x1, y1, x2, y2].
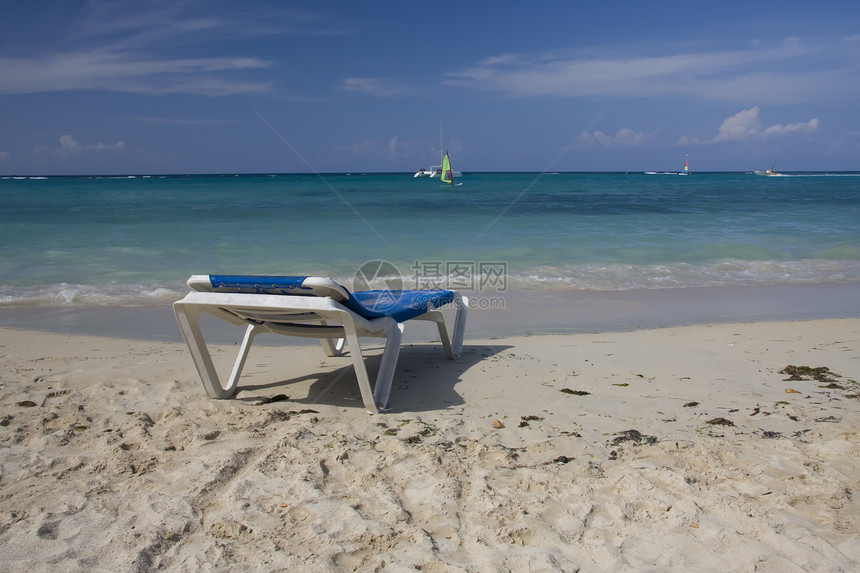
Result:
[440, 151, 453, 185]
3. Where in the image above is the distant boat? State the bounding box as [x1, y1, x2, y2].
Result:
[413, 167, 436, 178]
[414, 122, 460, 179]
[414, 123, 443, 178]
[440, 151, 454, 185]
[644, 171, 689, 176]
[754, 161, 786, 177]
[645, 157, 690, 176]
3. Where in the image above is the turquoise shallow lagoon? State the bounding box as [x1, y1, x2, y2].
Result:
[1, 171, 859, 338]
[2, 171, 860, 305]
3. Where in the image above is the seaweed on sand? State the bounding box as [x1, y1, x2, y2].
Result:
[780, 365, 858, 394]
[561, 388, 590, 396]
[519, 415, 544, 428]
[780, 365, 836, 382]
[610, 429, 657, 446]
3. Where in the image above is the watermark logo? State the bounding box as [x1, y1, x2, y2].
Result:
[412, 260, 508, 292]
[352, 259, 507, 311]
[478, 262, 508, 292]
[353, 259, 402, 291]
[352, 259, 403, 311]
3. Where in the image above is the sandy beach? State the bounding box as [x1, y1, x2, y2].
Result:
[1, 316, 858, 571]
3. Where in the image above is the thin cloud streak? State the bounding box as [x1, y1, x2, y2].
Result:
[0, 51, 273, 95]
[0, 1, 322, 97]
[580, 128, 653, 147]
[337, 77, 423, 98]
[128, 116, 245, 126]
[70, 1, 326, 50]
[33, 135, 126, 159]
[444, 37, 857, 104]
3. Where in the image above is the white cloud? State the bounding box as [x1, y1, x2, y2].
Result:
[682, 107, 820, 145]
[713, 107, 763, 141]
[580, 128, 651, 147]
[337, 77, 419, 98]
[445, 37, 856, 105]
[0, 151, 9, 163]
[343, 135, 429, 160]
[0, 51, 273, 96]
[614, 128, 650, 145]
[0, 1, 288, 97]
[763, 118, 820, 136]
[54, 135, 126, 156]
[347, 138, 395, 160]
[128, 116, 242, 125]
[72, 1, 330, 49]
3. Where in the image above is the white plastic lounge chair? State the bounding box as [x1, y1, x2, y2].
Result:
[174, 274, 468, 413]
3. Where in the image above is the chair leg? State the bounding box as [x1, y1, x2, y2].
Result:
[174, 303, 249, 399]
[428, 312, 454, 359]
[225, 323, 262, 393]
[372, 321, 405, 411]
[344, 331, 379, 413]
[317, 320, 346, 357]
[450, 294, 468, 360]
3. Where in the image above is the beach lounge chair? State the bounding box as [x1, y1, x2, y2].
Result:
[173, 275, 468, 413]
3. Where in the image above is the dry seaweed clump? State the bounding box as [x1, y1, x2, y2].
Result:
[519, 415, 544, 428]
[610, 429, 657, 446]
[561, 388, 590, 396]
[780, 365, 858, 396]
[780, 365, 838, 383]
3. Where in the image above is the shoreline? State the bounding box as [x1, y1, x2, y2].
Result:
[0, 317, 857, 569]
[1, 282, 859, 343]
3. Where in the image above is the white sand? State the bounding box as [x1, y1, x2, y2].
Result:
[1, 319, 858, 571]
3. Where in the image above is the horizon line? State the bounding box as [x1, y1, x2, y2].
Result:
[4, 170, 859, 178]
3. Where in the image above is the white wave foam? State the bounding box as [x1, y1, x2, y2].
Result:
[0, 282, 187, 307]
[504, 260, 860, 291]
[1, 260, 859, 307]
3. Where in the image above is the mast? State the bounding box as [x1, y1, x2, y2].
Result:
[440, 120, 444, 166]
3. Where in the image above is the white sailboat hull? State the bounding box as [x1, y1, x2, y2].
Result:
[754, 170, 786, 177]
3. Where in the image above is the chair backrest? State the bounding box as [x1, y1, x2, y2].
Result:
[186, 275, 455, 322]
[187, 275, 350, 302]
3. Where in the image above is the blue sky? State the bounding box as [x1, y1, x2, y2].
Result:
[1, 0, 859, 175]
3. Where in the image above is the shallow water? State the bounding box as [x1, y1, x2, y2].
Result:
[2, 171, 859, 307]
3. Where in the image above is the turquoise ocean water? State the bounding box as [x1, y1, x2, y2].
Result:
[1, 171, 859, 308]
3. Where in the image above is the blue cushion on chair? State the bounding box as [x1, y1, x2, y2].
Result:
[207, 275, 310, 294]
[349, 290, 456, 322]
[205, 275, 455, 322]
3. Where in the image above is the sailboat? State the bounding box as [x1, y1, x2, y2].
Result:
[414, 122, 460, 179]
[440, 151, 453, 185]
[645, 156, 690, 176]
[414, 125, 443, 178]
[754, 161, 784, 177]
[413, 167, 435, 178]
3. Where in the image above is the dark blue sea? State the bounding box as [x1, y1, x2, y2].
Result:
[2, 171, 859, 308]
